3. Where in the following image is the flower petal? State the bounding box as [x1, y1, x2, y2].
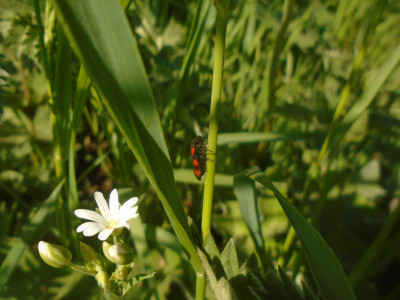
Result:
[98, 228, 114, 241]
[77, 222, 105, 236]
[75, 189, 140, 241]
[119, 207, 139, 223]
[75, 209, 106, 225]
[109, 189, 119, 218]
[120, 197, 138, 211]
[112, 222, 130, 231]
[94, 191, 110, 218]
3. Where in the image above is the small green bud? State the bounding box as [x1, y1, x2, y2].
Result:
[102, 241, 113, 262]
[114, 265, 128, 281]
[103, 242, 134, 265]
[96, 269, 109, 289]
[38, 241, 72, 268]
[80, 242, 98, 272]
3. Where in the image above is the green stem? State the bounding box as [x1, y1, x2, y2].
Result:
[65, 261, 96, 276]
[201, 13, 228, 242]
[278, 226, 296, 267]
[197, 6, 229, 300]
[33, 0, 52, 92]
[195, 273, 206, 300]
[318, 83, 351, 163]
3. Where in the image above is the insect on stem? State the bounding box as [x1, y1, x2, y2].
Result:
[191, 136, 212, 180]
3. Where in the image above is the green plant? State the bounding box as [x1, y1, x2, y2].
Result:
[1, 0, 400, 299]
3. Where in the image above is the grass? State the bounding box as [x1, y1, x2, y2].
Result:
[1, 0, 400, 299]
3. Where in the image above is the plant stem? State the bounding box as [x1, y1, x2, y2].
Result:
[66, 261, 96, 276]
[201, 13, 228, 243]
[195, 273, 206, 300]
[197, 10, 228, 299]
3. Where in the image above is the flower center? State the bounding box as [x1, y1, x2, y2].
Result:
[107, 219, 119, 228]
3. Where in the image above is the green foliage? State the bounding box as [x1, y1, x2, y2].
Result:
[0, 55, 8, 122]
[234, 175, 268, 272]
[238, 167, 356, 300]
[0, 181, 64, 289]
[200, 234, 317, 300]
[52, 0, 202, 273]
[1, 0, 400, 299]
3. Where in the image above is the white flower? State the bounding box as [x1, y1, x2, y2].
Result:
[75, 189, 139, 241]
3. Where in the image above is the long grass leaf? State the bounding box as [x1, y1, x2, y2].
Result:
[52, 0, 202, 272]
[242, 166, 356, 300]
[233, 175, 268, 272]
[330, 43, 400, 153]
[68, 67, 91, 213]
[218, 132, 321, 145]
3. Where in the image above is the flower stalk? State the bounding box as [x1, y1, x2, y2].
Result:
[197, 3, 232, 300]
[201, 4, 229, 243]
[201, 2, 228, 241]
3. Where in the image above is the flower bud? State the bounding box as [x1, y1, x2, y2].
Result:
[103, 242, 134, 265]
[95, 269, 109, 290]
[114, 265, 129, 281]
[38, 241, 72, 268]
[80, 242, 98, 272]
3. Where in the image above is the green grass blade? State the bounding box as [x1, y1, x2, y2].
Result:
[55, 29, 73, 242]
[233, 175, 268, 272]
[174, 169, 233, 187]
[68, 67, 91, 213]
[242, 166, 356, 300]
[217, 132, 321, 145]
[329, 43, 400, 158]
[318, 0, 389, 162]
[162, 0, 212, 131]
[266, 0, 293, 118]
[52, 0, 202, 273]
[0, 181, 64, 291]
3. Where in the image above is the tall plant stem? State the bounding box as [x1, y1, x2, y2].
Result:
[201, 13, 228, 242]
[195, 273, 206, 300]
